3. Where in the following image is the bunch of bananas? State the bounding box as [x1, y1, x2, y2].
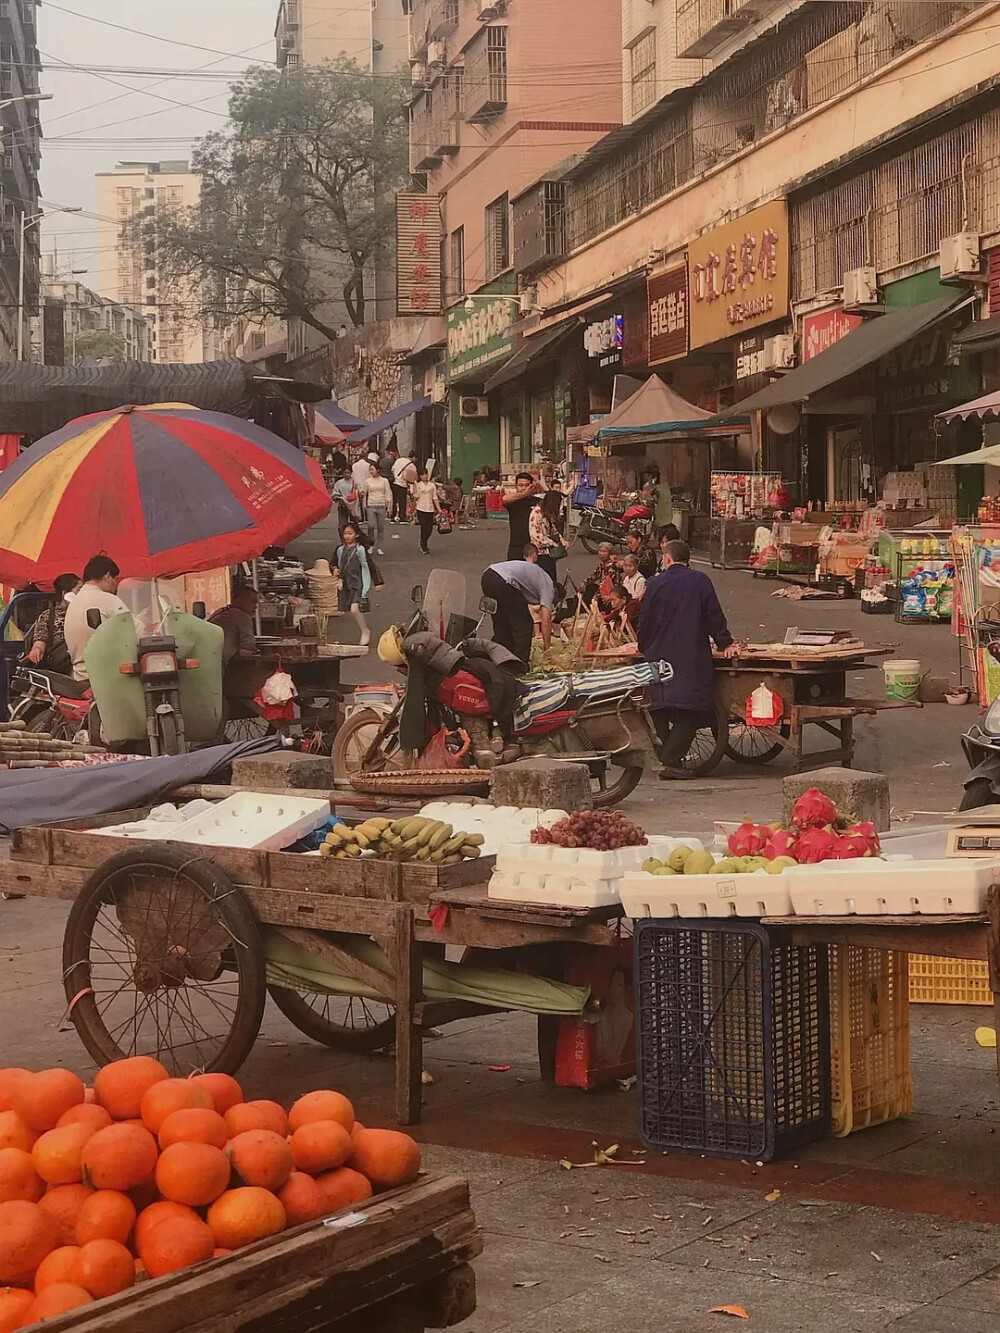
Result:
[319, 815, 485, 864]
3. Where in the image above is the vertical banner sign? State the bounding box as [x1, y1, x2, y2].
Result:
[647, 263, 689, 364]
[396, 192, 443, 316]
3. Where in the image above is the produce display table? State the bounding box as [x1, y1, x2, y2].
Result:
[40, 1173, 480, 1333]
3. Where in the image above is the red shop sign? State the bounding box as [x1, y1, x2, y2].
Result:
[801, 306, 863, 362]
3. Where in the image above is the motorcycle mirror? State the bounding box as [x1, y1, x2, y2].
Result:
[86, 609, 102, 630]
[192, 601, 206, 620]
[410, 584, 423, 605]
[480, 596, 497, 614]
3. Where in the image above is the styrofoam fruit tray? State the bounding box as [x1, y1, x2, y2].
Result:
[620, 868, 793, 919]
[417, 802, 568, 855]
[98, 793, 331, 851]
[488, 868, 620, 909]
[786, 857, 1000, 915]
[495, 836, 703, 879]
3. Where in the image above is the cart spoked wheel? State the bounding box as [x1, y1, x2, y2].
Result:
[725, 719, 791, 765]
[267, 988, 396, 1052]
[63, 846, 267, 1076]
[679, 704, 729, 776]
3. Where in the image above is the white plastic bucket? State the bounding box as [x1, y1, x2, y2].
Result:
[883, 658, 921, 702]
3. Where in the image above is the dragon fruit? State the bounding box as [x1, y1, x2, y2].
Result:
[792, 825, 840, 864]
[831, 821, 881, 859]
[790, 787, 838, 830]
[762, 827, 798, 861]
[728, 820, 770, 857]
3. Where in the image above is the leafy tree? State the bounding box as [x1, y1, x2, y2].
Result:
[71, 329, 127, 364]
[155, 60, 410, 340]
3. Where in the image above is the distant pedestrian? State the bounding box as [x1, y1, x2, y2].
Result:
[335, 521, 372, 648]
[392, 451, 417, 522]
[364, 462, 392, 555]
[411, 467, 441, 554]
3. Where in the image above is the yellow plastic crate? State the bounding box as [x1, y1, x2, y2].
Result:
[829, 945, 913, 1137]
[908, 955, 993, 1005]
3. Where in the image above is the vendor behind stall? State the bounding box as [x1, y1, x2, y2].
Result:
[65, 556, 132, 681]
[623, 530, 658, 581]
[209, 585, 260, 667]
[638, 540, 740, 779]
[482, 545, 553, 665]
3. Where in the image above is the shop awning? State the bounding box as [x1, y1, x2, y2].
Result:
[718, 295, 965, 417]
[936, 388, 1000, 426]
[590, 374, 746, 446]
[483, 320, 581, 393]
[934, 441, 1000, 465]
[314, 401, 367, 432]
[950, 316, 1000, 355]
[350, 396, 431, 443]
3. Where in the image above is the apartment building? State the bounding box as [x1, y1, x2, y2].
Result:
[96, 161, 208, 365]
[0, 0, 42, 359]
[275, 0, 408, 75]
[41, 259, 151, 365]
[622, 0, 703, 121]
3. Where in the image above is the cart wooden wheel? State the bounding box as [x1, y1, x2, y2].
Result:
[725, 719, 791, 765]
[679, 704, 729, 776]
[62, 846, 267, 1076]
[267, 987, 397, 1052]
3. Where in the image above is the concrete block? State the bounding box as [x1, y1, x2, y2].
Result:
[782, 767, 891, 831]
[490, 758, 592, 813]
[231, 751, 333, 792]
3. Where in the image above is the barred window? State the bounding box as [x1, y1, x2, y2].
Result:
[485, 193, 510, 281]
[630, 30, 657, 117]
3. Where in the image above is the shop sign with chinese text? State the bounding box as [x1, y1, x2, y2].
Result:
[396, 192, 442, 316]
[733, 332, 768, 402]
[583, 314, 623, 369]
[801, 306, 862, 361]
[688, 201, 789, 349]
[446, 292, 516, 380]
[647, 264, 688, 364]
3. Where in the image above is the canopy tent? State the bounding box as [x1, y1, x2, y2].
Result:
[349, 396, 431, 443]
[933, 442, 1000, 466]
[314, 401, 367, 432]
[935, 389, 1000, 426]
[586, 374, 745, 446]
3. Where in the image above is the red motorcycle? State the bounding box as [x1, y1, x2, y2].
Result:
[576, 494, 654, 555]
[10, 667, 97, 741]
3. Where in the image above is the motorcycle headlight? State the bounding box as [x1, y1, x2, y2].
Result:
[141, 652, 178, 675]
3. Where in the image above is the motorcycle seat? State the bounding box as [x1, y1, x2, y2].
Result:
[30, 670, 90, 699]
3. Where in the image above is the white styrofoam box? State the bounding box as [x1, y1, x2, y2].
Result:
[417, 802, 567, 855]
[488, 868, 620, 909]
[644, 836, 705, 862]
[93, 819, 190, 840]
[879, 826, 951, 859]
[621, 868, 793, 919]
[786, 857, 1000, 915]
[166, 793, 330, 851]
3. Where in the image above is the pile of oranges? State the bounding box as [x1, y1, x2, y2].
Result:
[0, 1058, 421, 1329]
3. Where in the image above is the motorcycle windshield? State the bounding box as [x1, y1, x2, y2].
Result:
[421, 569, 467, 641]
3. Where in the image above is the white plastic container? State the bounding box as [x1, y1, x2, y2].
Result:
[620, 868, 793, 919]
[417, 803, 567, 856]
[486, 837, 706, 910]
[158, 793, 331, 851]
[488, 868, 621, 909]
[786, 856, 1000, 915]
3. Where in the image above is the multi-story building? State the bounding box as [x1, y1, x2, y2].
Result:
[96, 161, 209, 365]
[411, 0, 623, 477]
[0, 0, 42, 360]
[622, 0, 702, 121]
[41, 259, 151, 365]
[275, 0, 408, 77]
[472, 0, 1000, 520]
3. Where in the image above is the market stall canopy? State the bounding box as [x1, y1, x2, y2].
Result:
[314, 401, 367, 433]
[0, 404, 332, 584]
[718, 295, 965, 417]
[935, 388, 1000, 426]
[483, 320, 582, 393]
[349, 396, 432, 443]
[587, 373, 745, 446]
[933, 441, 1000, 465]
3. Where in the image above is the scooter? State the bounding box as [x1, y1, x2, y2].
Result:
[576, 493, 654, 555]
[959, 693, 1000, 810]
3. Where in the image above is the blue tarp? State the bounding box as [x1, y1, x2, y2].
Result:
[349, 397, 432, 443]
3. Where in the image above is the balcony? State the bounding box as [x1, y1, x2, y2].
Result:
[431, 106, 460, 157]
[513, 181, 567, 276]
[676, 0, 759, 58]
[409, 0, 431, 60]
[464, 25, 507, 124]
[410, 98, 442, 172]
[429, 0, 459, 40]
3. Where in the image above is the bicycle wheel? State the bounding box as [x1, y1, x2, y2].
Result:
[268, 988, 396, 1053]
[726, 719, 791, 765]
[679, 705, 728, 777]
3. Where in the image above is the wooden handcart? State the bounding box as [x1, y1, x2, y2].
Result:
[2, 808, 623, 1125]
[42, 1173, 480, 1333]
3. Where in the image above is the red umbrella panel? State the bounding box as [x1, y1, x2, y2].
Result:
[0, 403, 332, 584]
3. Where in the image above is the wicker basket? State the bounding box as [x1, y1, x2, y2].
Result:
[349, 769, 492, 797]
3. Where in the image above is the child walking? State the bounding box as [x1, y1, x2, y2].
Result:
[335, 521, 372, 647]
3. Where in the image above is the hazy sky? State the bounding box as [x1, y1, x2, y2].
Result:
[37, 0, 279, 280]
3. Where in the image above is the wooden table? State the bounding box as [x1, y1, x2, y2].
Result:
[226, 639, 370, 737]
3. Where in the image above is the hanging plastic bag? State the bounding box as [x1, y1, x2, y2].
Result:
[745, 682, 783, 727]
[416, 727, 471, 770]
[254, 668, 298, 721]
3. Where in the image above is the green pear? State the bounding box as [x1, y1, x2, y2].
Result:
[653, 865, 678, 876]
[764, 856, 798, 874]
[642, 857, 663, 874]
[683, 850, 717, 876]
[712, 858, 738, 874]
[667, 846, 694, 872]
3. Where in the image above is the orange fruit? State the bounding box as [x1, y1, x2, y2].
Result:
[0, 1151, 42, 1205]
[31, 1124, 96, 1188]
[189, 1074, 243, 1117]
[349, 1128, 420, 1191]
[289, 1122, 351, 1176]
[207, 1188, 285, 1250]
[315, 1168, 372, 1212]
[70, 1238, 134, 1299]
[56, 1104, 112, 1134]
[0, 1073, 30, 1116]
[223, 1101, 288, 1139]
[140, 1079, 213, 1135]
[288, 1090, 355, 1135]
[158, 1108, 228, 1152]
[133, 1202, 199, 1254]
[227, 1131, 293, 1192]
[22, 1282, 93, 1322]
[37, 1186, 92, 1247]
[155, 1143, 230, 1209]
[0, 1114, 35, 1154]
[0, 1200, 60, 1285]
[138, 1215, 214, 1279]
[33, 1247, 80, 1294]
[93, 1058, 168, 1122]
[277, 1173, 328, 1228]
[75, 1191, 136, 1248]
[0, 1285, 32, 1333]
[11, 1071, 85, 1135]
[80, 1123, 158, 1192]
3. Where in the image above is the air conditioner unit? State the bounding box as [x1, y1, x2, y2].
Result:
[459, 396, 489, 418]
[940, 231, 981, 281]
[763, 333, 794, 372]
[477, 0, 503, 17]
[427, 40, 446, 66]
[842, 266, 878, 309]
[431, 376, 448, 404]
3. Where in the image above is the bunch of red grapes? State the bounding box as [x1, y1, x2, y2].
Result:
[530, 809, 648, 850]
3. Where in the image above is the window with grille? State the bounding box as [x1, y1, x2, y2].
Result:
[450, 226, 465, 297]
[630, 30, 657, 117]
[485, 193, 509, 280]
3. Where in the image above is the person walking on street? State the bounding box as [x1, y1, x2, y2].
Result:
[529, 489, 565, 581]
[335, 521, 373, 648]
[411, 467, 440, 554]
[503, 472, 544, 561]
[481, 544, 554, 666]
[351, 450, 373, 520]
[392, 451, 417, 523]
[637, 540, 742, 779]
[364, 462, 392, 555]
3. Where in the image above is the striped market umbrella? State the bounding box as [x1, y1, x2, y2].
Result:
[0, 403, 332, 585]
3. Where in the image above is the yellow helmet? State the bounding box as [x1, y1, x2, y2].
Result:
[378, 624, 406, 666]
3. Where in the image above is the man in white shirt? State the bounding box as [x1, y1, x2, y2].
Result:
[391, 451, 417, 523]
[351, 451, 373, 519]
[64, 555, 132, 680]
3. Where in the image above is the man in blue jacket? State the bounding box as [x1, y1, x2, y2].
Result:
[637, 540, 742, 779]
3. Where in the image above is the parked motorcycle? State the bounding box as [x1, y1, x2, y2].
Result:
[9, 666, 97, 741]
[576, 493, 654, 555]
[959, 694, 1000, 810]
